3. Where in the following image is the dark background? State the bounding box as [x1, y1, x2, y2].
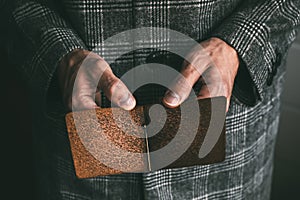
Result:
[1, 1, 33, 199]
[271, 34, 300, 200]
[1, 2, 299, 198]
[2, 36, 299, 200]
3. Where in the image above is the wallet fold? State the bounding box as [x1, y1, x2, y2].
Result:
[65, 97, 226, 178]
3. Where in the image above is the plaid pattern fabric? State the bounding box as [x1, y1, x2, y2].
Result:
[9, 0, 300, 199]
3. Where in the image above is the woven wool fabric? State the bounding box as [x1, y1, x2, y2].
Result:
[9, 0, 300, 199]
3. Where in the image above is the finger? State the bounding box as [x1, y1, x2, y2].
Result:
[197, 68, 230, 111]
[71, 71, 100, 111]
[71, 54, 136, 111]
[197, 84, 230, 112]
[163, 51, 210, 108]
[162, 74, 193, 108]
[95, 91, 102, 106]
[99, 68, 136, 110]
[71, 92, 99, 111]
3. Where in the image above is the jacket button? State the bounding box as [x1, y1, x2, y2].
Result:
[267, 51, 282, 86]
[273, 53, 282, 76]
[146, 51, 161, 63]
[272, 63, 278, 76]
[267, 68, 274, 86]
[267, 74, 273, 86]
[275, 52, 282, 67]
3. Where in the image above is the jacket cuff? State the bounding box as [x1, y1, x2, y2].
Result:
[30, 28, 86, 115]
[211, 14, 276, 106]
[12, 1, 87, 115]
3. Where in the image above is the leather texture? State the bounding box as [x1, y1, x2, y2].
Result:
[8, 0, 300, 199]
[65, 97, 226, 178]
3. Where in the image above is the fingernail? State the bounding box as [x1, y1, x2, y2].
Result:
[164, 91, 179, 106]
[119, 93, 134, 108]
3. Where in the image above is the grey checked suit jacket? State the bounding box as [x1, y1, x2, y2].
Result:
[8, 0, 300, 199]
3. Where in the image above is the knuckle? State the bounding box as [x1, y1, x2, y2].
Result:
[85, 57, 100, 68]
[182, 64, 198, 75]
[105, 78, 121, 94]
[70, 97, 79, 110]
[176, 76, 192, 91]
[84, 56, 107, 70]
[67, 101, 74, 111]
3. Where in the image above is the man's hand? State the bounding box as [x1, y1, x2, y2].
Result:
[57, 49, 136, 111]
[163, 37, 239, 111]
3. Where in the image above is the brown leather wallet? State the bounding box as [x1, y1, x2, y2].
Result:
[65, 97, 226, 178]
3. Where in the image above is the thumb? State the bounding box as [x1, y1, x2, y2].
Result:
[163, 60, 207, 108]
[163, 75, 194, 108]
[100, 69, 136, 110]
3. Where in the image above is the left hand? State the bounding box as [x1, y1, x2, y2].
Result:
[163, 37, 239, 111]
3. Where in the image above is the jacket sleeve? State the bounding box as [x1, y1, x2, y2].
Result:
[212, 0, 300, 106]
[8, 0, 86, 114]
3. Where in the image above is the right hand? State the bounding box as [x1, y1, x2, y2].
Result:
[57, 49, 136, 111]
